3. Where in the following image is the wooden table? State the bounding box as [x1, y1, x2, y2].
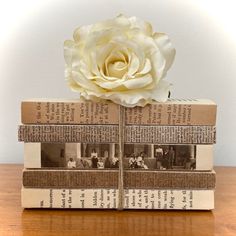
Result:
[0, 165, 235, 236]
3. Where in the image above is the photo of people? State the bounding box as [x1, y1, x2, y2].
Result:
[41, 143, 196, 170]
[123, 144, 196, 170]
[41, 143, 120, 169]
[153, 145, 196, 170]
[67, 158, 76, 168]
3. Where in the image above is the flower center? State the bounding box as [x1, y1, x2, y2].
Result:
[108, 61, 128, 78]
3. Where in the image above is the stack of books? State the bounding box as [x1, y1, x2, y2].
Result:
[18, 98, 217, 210]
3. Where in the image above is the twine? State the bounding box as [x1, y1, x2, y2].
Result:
[117, 105, 125, 210]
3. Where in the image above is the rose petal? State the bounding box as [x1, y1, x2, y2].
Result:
[105, 51, 126, 76]
[127, 53, 140, 77]
[91, 14, 130, 32]
[99, 67, 123, 82]
[84, 29, 114, 53]
[64, 40, 82, 66]
[123, 74, 153, 89]
[96, 43, 116, 69]
[150, 49, 166, 81]
[80, 78, 170, 107]
[72, 60, 96, 80]
[129, 16, 153, 36]
[94, 77, 126, 90]
[108, 61, 128, 78]
[111, 37, 145, 68]
[153, 32, 176, 71]
[136, 58, 151, 75]
[148, 79, 171, 102]
[73, 24, 92, 42]
[69, 70, 105, 93]
[89, 51, 102, 77]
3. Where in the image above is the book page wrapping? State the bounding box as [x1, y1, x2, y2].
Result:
[21, 188, 214, 210]
[21, 99, 217, 125]
[22, 169, 216, 189]
[18, 125, 216, 144]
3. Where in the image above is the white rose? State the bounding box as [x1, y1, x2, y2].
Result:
[64, 15, 175, 107]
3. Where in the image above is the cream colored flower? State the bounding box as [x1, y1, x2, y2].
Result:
[64, 15, 175, 107]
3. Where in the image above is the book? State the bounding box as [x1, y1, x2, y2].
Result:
[21, 99, 217, 125]
[18, 125, 216, 144]
[21, 188, 214, 210]
[24, 142, 213, 171]
[22, 169, 216, 189]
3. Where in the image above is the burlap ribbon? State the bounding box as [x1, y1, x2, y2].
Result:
[117, 105, 125, 210]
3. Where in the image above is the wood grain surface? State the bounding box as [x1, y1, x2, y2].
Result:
[0, 165, 235, 236]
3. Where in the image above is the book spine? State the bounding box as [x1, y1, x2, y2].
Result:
[24, 143, 213, 171]
[18, 125, 216, 144]
[21, 188, 214, 210]
[22, 170, 216, 189]
[21, 100, 217, 125]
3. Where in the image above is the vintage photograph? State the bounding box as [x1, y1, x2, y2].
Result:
[41, 143, 197, 170]
[41, 143, 119, 169]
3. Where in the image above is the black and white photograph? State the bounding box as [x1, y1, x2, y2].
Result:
[41, 143, 120, 169]
[41, 143, 196, 170]
[124, 144, 196, 170]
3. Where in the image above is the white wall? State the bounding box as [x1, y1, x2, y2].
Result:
[0, 0, 235, 165]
